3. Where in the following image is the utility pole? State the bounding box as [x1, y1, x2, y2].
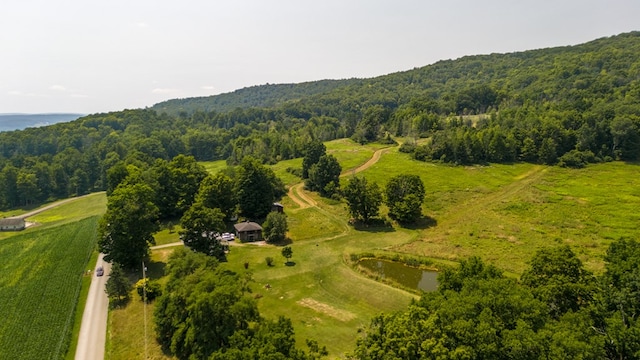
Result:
[142, 261, 148, 359]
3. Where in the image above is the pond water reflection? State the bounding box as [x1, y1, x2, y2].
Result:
[358, 258, 439, 292]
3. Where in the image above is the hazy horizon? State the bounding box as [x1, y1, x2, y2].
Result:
[3, 0, 639, 114]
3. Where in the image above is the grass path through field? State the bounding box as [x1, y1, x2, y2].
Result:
[438, 165, 547, 227]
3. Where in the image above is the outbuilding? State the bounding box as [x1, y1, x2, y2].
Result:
[272, 202, 284, 213]
[0, 218, 26, 231]
[233, 221, 263, 242]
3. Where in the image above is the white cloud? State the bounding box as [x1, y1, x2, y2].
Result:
[201, 85, 216, 91]
[137, 22, 149, 28]
[8, 90, 23, 95]
[71, 93, 89, 98]
[50, 85, 67, 91]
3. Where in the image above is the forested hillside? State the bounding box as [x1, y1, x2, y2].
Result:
[151, 79, 362, 115]
[1, 32, 639, 210]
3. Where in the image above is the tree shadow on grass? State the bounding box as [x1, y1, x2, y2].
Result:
[146, 260, 167, 280]
[268, 237, 293, 246]
[352, 218, 396, 233]
[285, 261, 296, 267]
[108, 296, 131, 310]
[398, 215, 437, 230]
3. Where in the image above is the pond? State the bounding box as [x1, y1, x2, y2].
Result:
[358, 258, 439, 292]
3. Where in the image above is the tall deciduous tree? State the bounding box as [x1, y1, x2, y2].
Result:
[385, 174, 425, 223]
[521, 246, 594, 318]
[262, 211, 288, 243]
[98, 182, 159, 268]
[180, 202, 226, 260]
[342, 176, 382, 223]
[306, 154, 341, 196]
[168, 155, 209, 216]
[302, 140, 326, 179]
[235, 157, 284, 220]
[195, 172, 237, 220]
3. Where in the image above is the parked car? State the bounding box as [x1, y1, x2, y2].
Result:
[96, 266, 104, 277]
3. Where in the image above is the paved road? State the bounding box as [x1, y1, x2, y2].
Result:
[75, 254, 111, 360]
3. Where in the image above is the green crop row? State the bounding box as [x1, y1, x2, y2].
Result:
[0, 217, 99, 360]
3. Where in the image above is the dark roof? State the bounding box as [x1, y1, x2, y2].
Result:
[0, 218, 25, 226]
[234, 221, 262, 232]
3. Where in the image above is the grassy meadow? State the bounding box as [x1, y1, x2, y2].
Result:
[106, 141, 639, 358]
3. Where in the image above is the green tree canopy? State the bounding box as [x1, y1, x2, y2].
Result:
[180, 201, 227, 260]
[384, 174, 425, 223]
[195, 172, 237, 220]
[105, 263, 131, 307]
[521, 246, 595, 318]
[342, 176, 382, 223]
[98, 182, 159, 268]
[281, 246, 293, 264]
[262, 211, 288, 243]
[235, 157, 284, 219]
[302, 140, 326, 179]
[306, 154, 341, 196]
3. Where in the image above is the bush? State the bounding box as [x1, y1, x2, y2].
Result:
[135, 278, 162, 302]
[399, 142, 417, 153]
[558, 150, 596, 168]
[265, 257, 274, 266]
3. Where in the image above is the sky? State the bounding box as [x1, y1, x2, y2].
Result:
[1, 0, 639, 114]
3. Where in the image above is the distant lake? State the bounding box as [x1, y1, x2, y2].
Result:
[358, 258, 439, 292]
[0, 113, 84, 132]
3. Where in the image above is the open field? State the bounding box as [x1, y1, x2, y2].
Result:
[0, 216, 99, 360]
[358, 149, 640, 274]
[107, 141, 640, 358]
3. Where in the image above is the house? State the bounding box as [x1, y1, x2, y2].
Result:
[0, 218, 26, 231]
[271, 202, 284, 213]
[233, 221, 263, 242]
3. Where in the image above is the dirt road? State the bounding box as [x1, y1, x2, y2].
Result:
[7, 193, 102, 220]
[288, 146, 392, 209]
[74, 254, 111, 360]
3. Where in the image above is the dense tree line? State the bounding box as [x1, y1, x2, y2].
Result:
[351, 239, 640, 359]
[98, 154, 284, 267]
[2, 32, 640, 210]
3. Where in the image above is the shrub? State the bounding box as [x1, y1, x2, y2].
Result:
[135, 278, 162, 302]
[399, 142, 417, 153]
[265, 257, 274, 266]
[558, 150, 596, 168]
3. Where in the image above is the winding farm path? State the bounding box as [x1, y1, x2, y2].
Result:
[287, 146, 392, 209]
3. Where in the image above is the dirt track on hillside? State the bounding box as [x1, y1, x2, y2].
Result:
[288, 147, 391, 209]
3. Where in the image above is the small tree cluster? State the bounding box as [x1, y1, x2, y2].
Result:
[342, 174, 426, 225]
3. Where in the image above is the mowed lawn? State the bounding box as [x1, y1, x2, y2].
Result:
[0, 193, 106, 360]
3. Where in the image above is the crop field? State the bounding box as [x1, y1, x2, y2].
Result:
[0, 217, 99, 360]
